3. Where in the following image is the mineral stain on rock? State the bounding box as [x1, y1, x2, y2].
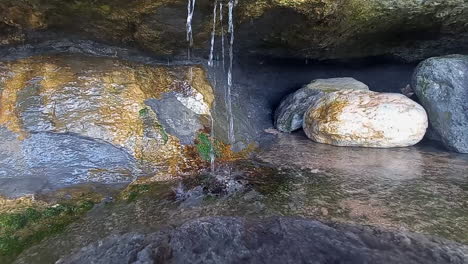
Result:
[0, 55, 216, 196]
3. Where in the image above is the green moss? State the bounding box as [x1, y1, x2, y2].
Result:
[0, 200, 95, 263]
[125, 184, 151, 202]
[138, 107, 149, 117]
[156, 124, 169, 144]
[196, 133, 219, 161]
[120, 182, 174, 203]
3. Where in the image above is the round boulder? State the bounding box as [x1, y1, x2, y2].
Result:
[412, 55, 468, 153]
[303, 90, 428, 148]
[274, 78, 369, 132]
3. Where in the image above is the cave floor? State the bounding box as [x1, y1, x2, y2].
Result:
[256, 132, 468, 242]
[7, 132, 468, 263]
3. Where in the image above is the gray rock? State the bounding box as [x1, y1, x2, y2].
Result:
[412, 55, 468, 153]
[146, 91, 207, 145]
[58, 216, 468, 264]
[0, 128, 138, 198]
[274, 78, 369, 132]
[0, 55, 214, 196]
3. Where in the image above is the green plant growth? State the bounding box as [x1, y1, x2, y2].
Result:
[0, 200, 95, 263]
[156, 124, 169, 144]
[124, 184, 151, 202]
[196, 133, 219, 161]
[120, 182, 175, 203]
[139, 107, 149, 117]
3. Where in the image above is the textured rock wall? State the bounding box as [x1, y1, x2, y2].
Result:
[0, 55, 214, 196]
[1, 0, 467, 60]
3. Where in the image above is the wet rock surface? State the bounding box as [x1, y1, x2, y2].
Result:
[274, 77, 369, 132]
[0, 55, 214, 197]
[303, 90, 428, 148]
[412, 55, 468, 153]
[0, 129, 137, 198]
[57, 216, 468, 264]
[0, 35, 467, 263]
[11, 133, 468, 263]
[146, 90, 211, 145]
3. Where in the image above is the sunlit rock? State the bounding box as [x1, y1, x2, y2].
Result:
[275, 78, 368, 132]
[412, 55, 468, 153]
[303, 90, 428, 148]
[0, 55, 214, 196]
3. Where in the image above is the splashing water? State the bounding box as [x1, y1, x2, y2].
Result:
[186, 0, 196, 60]
[208, 1, 218, 67]
[226, 0, 235, 144]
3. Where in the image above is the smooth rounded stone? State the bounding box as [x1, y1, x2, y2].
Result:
[57, 216, 468, 264]
[412, 55, 468, 153]
[274, 78, 369, 132]
[303, 90, 428, 148]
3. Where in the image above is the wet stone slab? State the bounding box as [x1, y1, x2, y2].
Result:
[0, 127, 137, 198]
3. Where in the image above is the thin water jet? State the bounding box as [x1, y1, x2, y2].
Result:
[220, 2, 225, 72]
[186, 0, 196, 60]
[208, 1, 218, 67]
[226, 0, 236, 144]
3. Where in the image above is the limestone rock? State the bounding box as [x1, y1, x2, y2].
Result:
[303, 90, 428, 148]
[0, 55, 214, 196]
[275, 78, 369, 132]
[1, 0, 468, 61]
[412, 55, 468, 153]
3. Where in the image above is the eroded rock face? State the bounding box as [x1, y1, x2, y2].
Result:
[0, 55, 214, 197]
[412, 55, 468, 153]
[303, 90, 428, 148]
[0, 0, 468, 61]
[57, 217, 468, 264]
[274, 78, 369, 132]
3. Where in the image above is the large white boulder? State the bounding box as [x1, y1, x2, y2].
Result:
[274, 78, 369, 132]
[303, 90, 428, 148]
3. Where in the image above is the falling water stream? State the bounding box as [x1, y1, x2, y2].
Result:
[188, 0, 237, 171]
[208, 1, 218, 67]
[220, 2, 225, 71]
[226, 0, 236, 145]
[186, 0, 196, 60]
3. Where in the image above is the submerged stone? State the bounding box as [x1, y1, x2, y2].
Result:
[57, 216, 468, 264]
[303, 90, 428, 148]
[274, 78, 369, 132]
[412, 55, 468, 153]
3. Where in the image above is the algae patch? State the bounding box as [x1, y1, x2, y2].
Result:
[0, 200, 95, 263]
